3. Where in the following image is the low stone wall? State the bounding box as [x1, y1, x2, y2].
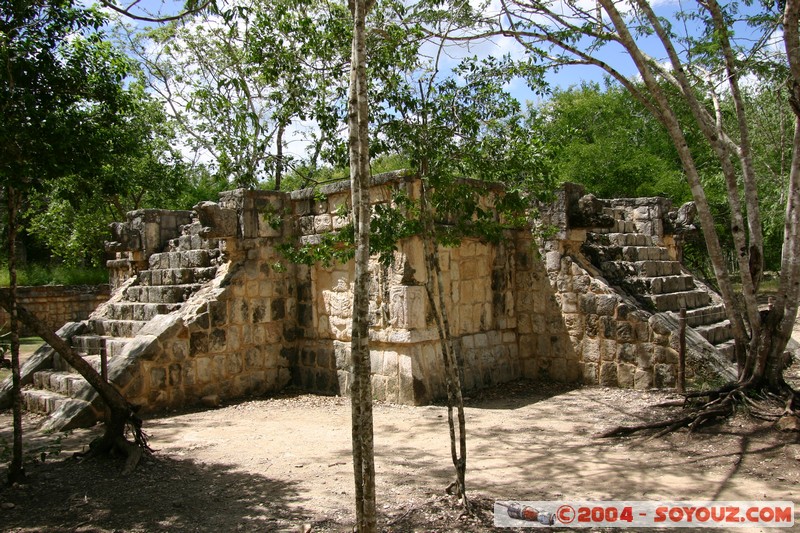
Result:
[0, 285, 110, 336]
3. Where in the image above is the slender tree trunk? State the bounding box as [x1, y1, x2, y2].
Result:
[347, 0, 376, 530]
[6, 186, 25, 483]
[274, 119, 285, 191]
[418, 180, 470, 512]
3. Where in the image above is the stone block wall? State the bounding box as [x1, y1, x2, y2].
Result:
[286, 173, 576, 404]
[95, 173, 576, 412]
[545, 254, 661, 388]
[0, 285, 110, 337]
[3, 177, 740, 431]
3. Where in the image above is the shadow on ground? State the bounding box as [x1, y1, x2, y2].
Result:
[0, 453, 311, 532]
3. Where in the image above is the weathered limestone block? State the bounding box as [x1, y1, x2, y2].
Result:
[634, 368, 653, 389]
[617, 362, 635, 388]
[195, 201, 238, 238]
[583, 362, 597, 383]
[596, 295, 617, 316]
[561, 292, 578, 313]
[545, 251, 561, 272]
[313, 214, 332, 233]
[616, 322, 634, 342]
[654, 364, 675, 387]
[582, 337, 600, 363]
[599, 361, 618, 386]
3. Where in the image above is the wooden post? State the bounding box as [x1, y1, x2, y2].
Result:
[100, 348, 108, 382]
[677, 308, 686, 393]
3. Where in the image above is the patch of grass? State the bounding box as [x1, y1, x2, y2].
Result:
[0, 263, 107, 287]
[0, 337, 43, 382]
[759, 277, 780, 294]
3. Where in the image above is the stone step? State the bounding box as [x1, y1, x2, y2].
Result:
[179, 220, 208, 238]
[603, 232, 652, 247]
[602, 260, 683, 278]
[105, 302, 182, 321]
[595, 220, 637, 234]
[627, 275, 696, 295]
[619, 246, 671, 262]
[70, 335, 130, 357]
[647, 289, 711, 312]
[685, 304, 727, 327]
[137, 266, 217, 287]
[717, 339, 737, 362]
[168, 233, 208, 252]
[32, 370, 87, 397]
[53, 353, 103, 373]
[124, 284, 202, 304]
[71, 335, 104, 355]
[88, 319, 147, 338]
[22, 388, 70, 415]
[148, 249, 214, 270]
[602, 206, 629, 220]
[22, 389, 100, 430]
[694, 320, 732, 345]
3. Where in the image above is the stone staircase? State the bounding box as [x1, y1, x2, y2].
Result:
[583, 203, 735, 360]
[20, 215, 222, 429]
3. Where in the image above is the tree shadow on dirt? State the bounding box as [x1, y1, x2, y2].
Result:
[0, 452, 317, 532]
[457, 379, 581, 410]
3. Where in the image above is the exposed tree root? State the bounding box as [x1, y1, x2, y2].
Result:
[77, 410, 152, 475]
[598, 384, 799, 439]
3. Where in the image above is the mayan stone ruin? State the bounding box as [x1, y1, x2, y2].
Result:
[0, 172, 736, 430]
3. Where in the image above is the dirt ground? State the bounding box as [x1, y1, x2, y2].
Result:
[0, 377, 798, 533]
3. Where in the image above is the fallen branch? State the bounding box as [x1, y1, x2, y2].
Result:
[0, 291, 150, 472]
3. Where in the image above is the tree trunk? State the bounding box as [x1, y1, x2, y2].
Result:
[599, 0, 752, 374]
[347, 0, 376, 530]
[6, 186, 25, 484]
[418, 180, 470, 512]
[0, 292, 147, 470]
[274, 119, 285, 191]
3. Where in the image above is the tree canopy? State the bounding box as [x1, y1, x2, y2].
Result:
[1, 0, 131, 192]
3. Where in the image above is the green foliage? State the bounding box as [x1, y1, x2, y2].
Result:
[278, 224, 356, 267]
[0, 0, 132, 193]
[0, 263, 108, 287]
[530, 81, 694, 201]
[379, 53, 552, 245]
[740, 87, 795, 271]
[1, 0, 207, 268]
[527, 80, 800, 272]
[22, 85, 204, 267]
[282, 154, 410, 191]
[133, 0, 355, 188]
[371, 190, 423, 265]
[277, 26, 553, 267]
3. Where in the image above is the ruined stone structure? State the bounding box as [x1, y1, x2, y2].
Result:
[538, 184, 735, 389]
[0, 174, 735, 430]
